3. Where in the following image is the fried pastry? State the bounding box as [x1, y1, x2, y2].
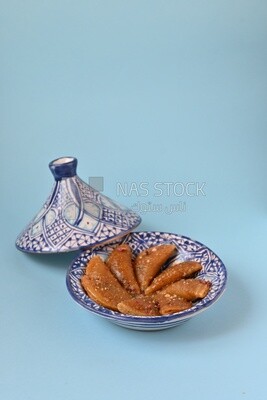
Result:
[80, 244, 211, 316]
[106, 244, 140, 295]
[81, 255, 131, 311]
[145, 261, 202, 295]
[153, 293, 192, 315]
[134, 244, 177, 292]
[161, 278, 211, 301]
[118, 295, 159, 316]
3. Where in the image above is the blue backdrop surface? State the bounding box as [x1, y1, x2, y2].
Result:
[1, 1, 267, 399]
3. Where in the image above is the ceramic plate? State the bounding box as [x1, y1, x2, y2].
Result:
[66, 231, 227, 330]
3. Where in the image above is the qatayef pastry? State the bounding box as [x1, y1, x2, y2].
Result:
[106, 244, 140, 295]
[134, 244, 177, 292]
[81, 256, 131, 311]
[80, 244, 212, 316]
[145, 261, 202, 295]
[153, 293, 192, 315]
[161, 279, 211, 301]
[118, 295, 159, 316]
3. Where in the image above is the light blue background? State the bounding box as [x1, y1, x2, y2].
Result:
[1, 1, 267, 399]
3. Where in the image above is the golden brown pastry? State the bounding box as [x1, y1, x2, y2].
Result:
[106, 244, 140, 295]
[81, 255, 131, 311]
[134, 244, 177, 292]
[80, 244, 211, 316]
[161, 278, 211, 301]
[117, 295, 159, 316]
[145, 261, 202, 295]
[153, 292, 192, 315]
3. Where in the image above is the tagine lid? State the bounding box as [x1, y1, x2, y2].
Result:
[15, 157, 141, 253]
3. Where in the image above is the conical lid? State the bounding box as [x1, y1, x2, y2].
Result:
[16, 157, 141, 253]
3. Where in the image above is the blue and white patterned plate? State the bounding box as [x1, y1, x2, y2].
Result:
[66, 231, 227, 331]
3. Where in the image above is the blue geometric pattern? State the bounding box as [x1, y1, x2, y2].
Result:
[16, 176, 141, 253]
[66, 231, 227, 331]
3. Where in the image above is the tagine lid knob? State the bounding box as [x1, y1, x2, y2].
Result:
[15, 157, 141, 253]
[49, 156, 78, 180]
